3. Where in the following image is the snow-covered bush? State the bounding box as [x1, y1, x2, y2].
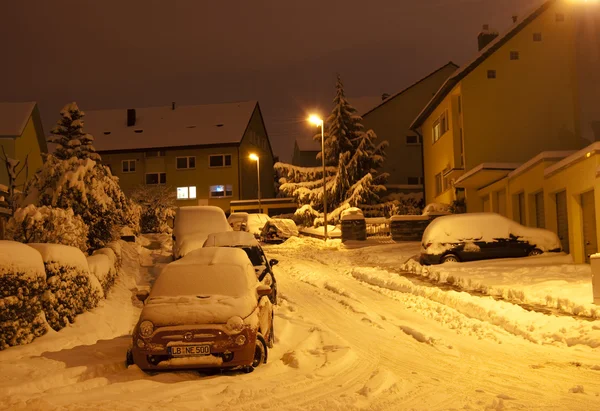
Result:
[23, 155, 138, 250]
[87, 253, 115, 295]
[293, 204, 320, 227]
[28, 243, 102, 331]
[0, 241, 47, 350]
[7, 205, 89, 252]
[130, 185, 176, 233]
[106, 241, 123, 269]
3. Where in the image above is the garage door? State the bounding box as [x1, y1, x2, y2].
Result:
[517, 192, 525, 225]
[556, 190, 569, 254]
[496, 190, 506, 216]
[581, 190, 597, 263]
[482, 196, 490, 212]
[535, 192, 545, 228]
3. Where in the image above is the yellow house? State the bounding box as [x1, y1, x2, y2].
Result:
[0, 102, 47, 190]
[84, 101, 275, 213]
[411, 0, 600, 211]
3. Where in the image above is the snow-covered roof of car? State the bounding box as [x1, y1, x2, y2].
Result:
[84, 101, 258, 151]
[204, 231, 259, 248]
[174, 246, 252, 268]
[174, 206, 231, 237]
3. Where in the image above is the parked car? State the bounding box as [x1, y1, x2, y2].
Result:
[204, 231, 279, 304]
[228, 212, 271, 238]
[420, 212, 562, 265]
[128, 247, 274, 372]
[172, 206, 232, 259]
[260, 218, 299, 243]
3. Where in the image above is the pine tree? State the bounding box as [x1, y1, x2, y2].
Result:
[48, 102, 101, 162]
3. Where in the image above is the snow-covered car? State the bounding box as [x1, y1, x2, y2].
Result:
[420, 212, 562, 265]
[260, 218, 299, 243]
[128, 247, 274, 372]
[172, 206, 232, 259]
[227, 212, 271, 238]
[203, 231, 279, 304]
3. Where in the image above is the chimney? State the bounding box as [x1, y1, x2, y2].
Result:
[172, 101, 176, 110]
[381, 93, 390, 101]
[512, 15, 518, 23]
[477, 24, 499, 51]
[126, 108, 136, 127]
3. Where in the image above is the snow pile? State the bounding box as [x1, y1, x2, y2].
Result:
[87, 253, 116, 295]
[0, 241, 47, 350]
[341, 207, 364, 221]
[421, 202, 451, 216]
[7, 204, 89, 252]
[28, 243, 102, 331]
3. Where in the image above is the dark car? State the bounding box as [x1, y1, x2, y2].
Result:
[260, 218, 299, 244]
[204, 231, 278, 304]
[420, 212, 562, 265]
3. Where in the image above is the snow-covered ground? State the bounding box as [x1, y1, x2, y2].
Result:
[1, 235, 599, 410]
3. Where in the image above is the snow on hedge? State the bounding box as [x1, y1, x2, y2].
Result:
[28, 243, 102, 331]
[0, 241, 47, 350]
[87, 253, 116, 295]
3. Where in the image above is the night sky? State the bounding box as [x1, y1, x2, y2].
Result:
[0, 0, 541, 161]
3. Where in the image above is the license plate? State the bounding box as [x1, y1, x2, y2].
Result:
[169, 345, 211, 357]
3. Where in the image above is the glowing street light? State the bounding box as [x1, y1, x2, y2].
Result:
[249, 153, 261, 214]
[308, 114, 328, 240]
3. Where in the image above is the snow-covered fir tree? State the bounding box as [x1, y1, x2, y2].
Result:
[48, 102, 101, 162]
[275, 74, 388, 225]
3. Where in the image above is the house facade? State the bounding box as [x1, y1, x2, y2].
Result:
[85, 101, 275, 213]
[411, 0, 600, 211]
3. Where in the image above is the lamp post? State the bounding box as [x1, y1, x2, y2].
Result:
[249, 153, 261, 214]
[308, 114, 328, 240]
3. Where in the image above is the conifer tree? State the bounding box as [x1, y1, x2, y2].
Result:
[48, 102, 101, 161]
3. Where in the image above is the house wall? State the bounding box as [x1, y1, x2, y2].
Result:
[0, 138, 15, 187]
[362, 63, 457, 187]
[291, 142, 320, 167]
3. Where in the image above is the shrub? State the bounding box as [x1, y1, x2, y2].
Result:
[130, 185, 176, 233]
[87, 253, 115, 295]
[7, 205, 89, 252]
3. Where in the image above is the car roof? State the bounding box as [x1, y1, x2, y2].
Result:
[172, 247, 252, 267]
[203, 231, 259, 248]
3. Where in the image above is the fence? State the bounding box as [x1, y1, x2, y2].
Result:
[365, 217, 391, 238]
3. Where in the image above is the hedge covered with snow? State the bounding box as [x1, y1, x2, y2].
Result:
[0, 241, 47, 350]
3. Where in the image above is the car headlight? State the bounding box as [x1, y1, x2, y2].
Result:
[226, 316, 244, 333]
[235, 335, 247, 346]
[139, 320, 154, 338]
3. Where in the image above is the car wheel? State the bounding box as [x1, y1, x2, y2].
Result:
[270, 283, 278, 305]
[528, 248, 542, 256]
[125, 348, 134, 366]
[267, 317, 274, 348]
[441, 254, 460, 264]
[251, 335, 268, 368]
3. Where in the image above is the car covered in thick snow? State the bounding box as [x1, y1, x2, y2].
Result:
[128, 247, 274, 372]
[172, 206, 232, 259]
[227, 212, 271, 238]
[204, 231, 278, 304]
[420, 212, 562, 265]
[260, 218, 299, 243]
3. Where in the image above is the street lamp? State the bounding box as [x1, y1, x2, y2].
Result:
[308, 114, 328, 240]
[249, 153, 261, 214]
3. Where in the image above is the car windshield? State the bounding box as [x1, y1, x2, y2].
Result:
[243, 246, 265, 266]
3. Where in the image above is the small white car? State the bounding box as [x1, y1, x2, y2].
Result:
[228, 213, 271, 238]
[172, 206, 232, 259]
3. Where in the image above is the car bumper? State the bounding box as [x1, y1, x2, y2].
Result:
[419, 253, 442, 265]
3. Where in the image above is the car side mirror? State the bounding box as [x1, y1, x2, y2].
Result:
[136, 289, 150, 304]
[257, 284, 272, 297]
[269, 259, 279, 266]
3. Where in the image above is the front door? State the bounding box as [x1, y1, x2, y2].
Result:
[581, 190, 598, 263]
[556, 191, 569, 254]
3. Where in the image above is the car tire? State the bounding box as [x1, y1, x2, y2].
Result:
[441, 254, 460, 264]
[125, 348, 134, 367]
[252, 334, 268, 368]
[528, 248, 543, 256]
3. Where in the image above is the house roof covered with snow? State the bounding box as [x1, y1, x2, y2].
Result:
[0, 102, 37, 137]
[410, 0, 555, 130]
[84, 101, 259, 152]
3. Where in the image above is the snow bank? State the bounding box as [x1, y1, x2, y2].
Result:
[87, 253, 114, 295]
[422, 203, 450, 216]
[28, 243, 89, 272]
[0, 240, 45, 279]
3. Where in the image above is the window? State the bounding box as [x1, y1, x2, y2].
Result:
[510, 51, 519, 60]
[487, 70, 497, 79]
[556, 13, 564, 22]
[122, 159, 136, 173]
[209, 184, 233, 198]
[435, 173, 443, 196]
[406, 135, 421, 145]
[176, 156, 196, 169]
[533, 32, 542, 42]
[432, 110, 448, 143]
[145, 172, 166, 185]
[442, 166, 451, 191]
[209, 154, 232, 168]
[146, 150, 165, 157]
[177, 186, 197, 199]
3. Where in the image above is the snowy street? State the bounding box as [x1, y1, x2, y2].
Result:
[1, 235, 599, 410]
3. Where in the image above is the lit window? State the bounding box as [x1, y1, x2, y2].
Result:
[533, 32, 542, 42]
[432, 110, 449, 143]
[122, 159, 136, 173]
[209, 154, 232, 168]
[487, 70, 497, 79]
[177, 186, 197, 199]
[176, 156, 196, 169]
[209, 184, 233, 198]
[145, 173, 166, 185]
[510, 51, 519, 60]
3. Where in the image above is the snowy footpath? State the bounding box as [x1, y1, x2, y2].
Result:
[1, 235, 599, 410]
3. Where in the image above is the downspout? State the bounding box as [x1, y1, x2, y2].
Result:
[414, 128, 426, 206]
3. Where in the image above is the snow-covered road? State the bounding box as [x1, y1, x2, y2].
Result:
[1, 236, 599, 410]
